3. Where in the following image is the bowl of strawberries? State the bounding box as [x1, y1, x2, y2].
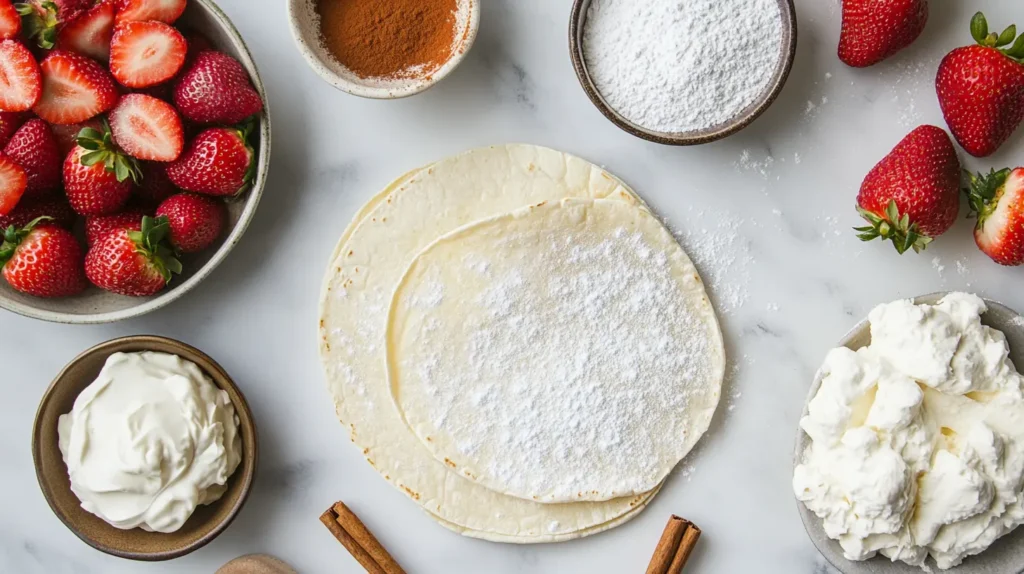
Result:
[0, 0, 270, 323]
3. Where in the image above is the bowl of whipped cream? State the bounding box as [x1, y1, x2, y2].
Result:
[794, 292, 1024, 573]
[32, 336, 258, 561]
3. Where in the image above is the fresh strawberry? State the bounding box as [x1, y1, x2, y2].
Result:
[107, 93, 183, 161]
[3, 118, 61, 196]
[854, 125, 961, 254]
[156, 192, 223, 253]
[0, 0, 20, 39]
[135, 159, 176, 203]
[0, 153, 27, 215]
[0, 40, 41, 112]
[963, 168, 1024, 266]
[0, 111, 29, 147]
[173, 51, 262, 124]
[63, 122, 138, 215]
[0, 218, 86, 297]
[15, 0, 92, 49]
[0, 194, 74, 228]
[85, 214, 181, 296]
[55, 1, 116, 62]
[49, 116, 102, 156]
[839, 0, 928, 68]
[84, 206, 145, 245]
[109, 20, 186, 88]
[184, 30, 212, 63]
[33, 50, 118, 125]
[936, 13, 1024, 157]
[166, 124, 254, 196]
[115, 0, 185, 24]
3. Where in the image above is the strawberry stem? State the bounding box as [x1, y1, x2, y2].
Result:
[14, 1, 58, 49]
[76, 121, 142, 185]
[854, 200, 933, 255]
[0, 216, 52, 266]
[970, 12, 1024, 60]
[127, 216, 182, 283]
[963, 168, 1011, 226]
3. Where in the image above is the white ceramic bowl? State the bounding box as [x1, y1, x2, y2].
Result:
[287, 0, 479, 99]
[0, 0, 271, 324]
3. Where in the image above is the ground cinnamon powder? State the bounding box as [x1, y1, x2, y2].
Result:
[316, 0, 459, 79]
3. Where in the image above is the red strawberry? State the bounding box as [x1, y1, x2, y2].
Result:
[0, 0, 20, 39]
[85, 214, 181, 296]
[109, 20, 186, 88]
[115, 0, 186, 24]
[135, 159, 177, 203]
[107, 93, 183, 161]
[166, 125, 254, 196]
[854, 125, 961, 254]
[0, 111, 29, 147]
[63, 123, 138, 215]
[0, 153, 27, 215]
[839, 0, 928, 68]
[964, 168, 1024, 266]
[0, 194, 75, 228]
[85, 206, 146, 246]
[33, 50, 118, 125]
[936, 13, 1024, 158]
[55, 1, 116, 62]
[184, 30, 213, 62]
[0, 219, 86, 297]
[173, 51, 262, 124]
[0, 40, 42, 112]
[3, 118, 61, 196]
[156, 192, 224, 253]
[49, 116, 103, 156]
[15, 0, 91, 49]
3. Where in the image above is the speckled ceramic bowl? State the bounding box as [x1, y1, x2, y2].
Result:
[33, 336, 258, 561]
[287, 0, 479, 99]
[795, 293, 1024, 573]
[0, 0, 271, 324]
[569, 0, 797, 146]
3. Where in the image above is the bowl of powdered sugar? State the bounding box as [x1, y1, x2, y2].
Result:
[570, 0, 797, 145]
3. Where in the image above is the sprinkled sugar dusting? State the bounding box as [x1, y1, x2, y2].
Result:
[391, 213, 720, 501]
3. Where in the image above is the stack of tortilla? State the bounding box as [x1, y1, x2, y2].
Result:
[318, 145, 725, 542]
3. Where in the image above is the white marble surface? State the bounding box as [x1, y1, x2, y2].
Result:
[3, 0, 1024, 572]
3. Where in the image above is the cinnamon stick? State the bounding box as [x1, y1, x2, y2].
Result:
[320, 502, 406, 574]
[646, 515, 702, 574]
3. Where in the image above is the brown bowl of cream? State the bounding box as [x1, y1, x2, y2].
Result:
[32, 336, 258, 561]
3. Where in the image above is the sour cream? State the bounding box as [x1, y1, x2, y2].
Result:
[58, 352, 242, 533]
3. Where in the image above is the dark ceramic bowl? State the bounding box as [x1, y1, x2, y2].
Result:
[0, 0, 271, 324]
[794, 293, 1024, 573]
[33, 336, 258, 561]
[569, 0, 797, 146]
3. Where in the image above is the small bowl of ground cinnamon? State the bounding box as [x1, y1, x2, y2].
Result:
[288, 0, 479, 99]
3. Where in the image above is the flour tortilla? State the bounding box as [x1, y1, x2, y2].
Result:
[387, 199, 725, 503]
[319, 145, 659, 540]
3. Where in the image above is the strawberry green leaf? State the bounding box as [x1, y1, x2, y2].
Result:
[855, 200, 932, 255]
[997, 25, 1017, 47]
[1005, 35, 1024, 60]
[80, 151, 107, 167]
[971, 12, 989, 45]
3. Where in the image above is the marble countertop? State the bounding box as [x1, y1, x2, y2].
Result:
[3, 0, 1023, 572]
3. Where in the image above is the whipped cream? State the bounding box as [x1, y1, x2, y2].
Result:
[58, 352, 242, 533]
[794, 293, 1024, 570]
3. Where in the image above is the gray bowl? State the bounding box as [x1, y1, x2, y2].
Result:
[0, 0, 271, 324]
[795, 293, 1024, 573]
[569, 0, 797, 146]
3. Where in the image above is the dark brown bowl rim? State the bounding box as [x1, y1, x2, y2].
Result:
[569, 0, 799, 146]
[31, 335, 259, 561]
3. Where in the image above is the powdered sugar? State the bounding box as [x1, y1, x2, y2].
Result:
[582, 0, 784, 133]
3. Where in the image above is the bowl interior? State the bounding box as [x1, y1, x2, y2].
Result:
[33, 336, 258, 561]
[569, 0, 798, 145]
[0, 0, 271, 324]
[794, 293, 1024, 574]
[287, 0, 479, 99]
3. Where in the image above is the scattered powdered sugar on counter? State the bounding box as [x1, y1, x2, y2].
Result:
[672, 208, 754, 314]
[582, 0, 784, 133]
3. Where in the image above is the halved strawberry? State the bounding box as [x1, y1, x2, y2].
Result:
[109, 20, 186, 88]
[3, 118, 61, 196]
[965, 168, 1024, 266]
[0, 153, 27, 215]
[108, 93, 183, 161]
[55, 1, 116, 62]
[0, 0, 21, 39]
[33, 50, 118, 125]
[0, 111, 29, 148]
[0, 40, 42, 112]
[115, 0, 185, 24]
